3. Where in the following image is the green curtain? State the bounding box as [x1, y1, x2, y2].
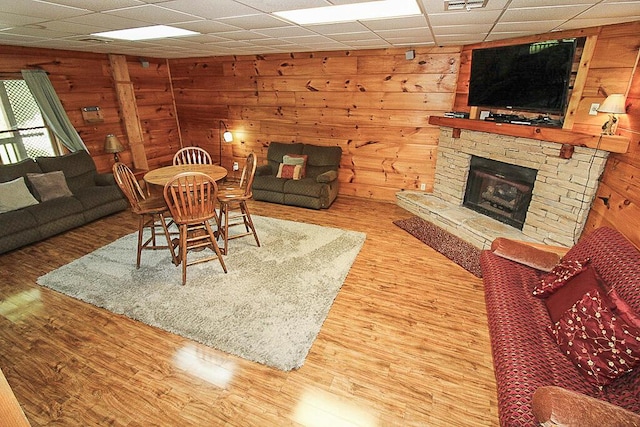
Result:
[21, 69, 87, 152]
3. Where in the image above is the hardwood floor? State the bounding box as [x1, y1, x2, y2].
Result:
[0, 197, 498, 426]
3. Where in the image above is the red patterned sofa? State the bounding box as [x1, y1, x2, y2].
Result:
[480, 227, 640, 426]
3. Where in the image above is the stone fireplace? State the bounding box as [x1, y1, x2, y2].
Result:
[397, 127, 609, 248]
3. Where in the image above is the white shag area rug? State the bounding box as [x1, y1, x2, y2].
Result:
[37, 216, 366, 371]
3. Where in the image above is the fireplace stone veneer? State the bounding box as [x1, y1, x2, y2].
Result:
[398, 127, 608, 248]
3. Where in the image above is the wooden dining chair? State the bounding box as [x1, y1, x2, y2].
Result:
[163, 172, 227, 285]
[217, 152, 260, 255]
[173, 147, 213, 165]
[112, 162, 178, 267]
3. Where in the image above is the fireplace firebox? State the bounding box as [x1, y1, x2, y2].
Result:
[463, 157, 537, 230]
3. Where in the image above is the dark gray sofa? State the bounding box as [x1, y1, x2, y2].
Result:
[252, 142, 342, 209]
[0, 150, 128, 254]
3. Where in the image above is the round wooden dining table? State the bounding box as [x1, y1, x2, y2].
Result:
[144, 164, 227, 187]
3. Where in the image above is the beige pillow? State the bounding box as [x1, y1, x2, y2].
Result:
[0, 177, 39, 213]
[27, 171, 73, 201]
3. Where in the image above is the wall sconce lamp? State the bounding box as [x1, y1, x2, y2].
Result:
[597, 94, 626, 135]
[104, 134, 124, 163]
[219, 120, 233, 164]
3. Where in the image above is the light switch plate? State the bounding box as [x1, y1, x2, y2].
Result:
[589, 103, 600, 115]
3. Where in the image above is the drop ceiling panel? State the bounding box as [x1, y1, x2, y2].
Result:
[158, 0, 263, 20]
[101, 4, 204, 24]
[493, 21, 566, 33]
[218, 14, 291, 30]
[428, 10, 503, 26]
[576, 2, 640, 19]
[1, 1, 89, 20]
[42, 0, 145, 11]
[501, 5, 594, 22]
[362, 15, 429, 31]
[232, 0, 330, 13]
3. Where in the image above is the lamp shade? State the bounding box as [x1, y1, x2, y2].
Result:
[219, 120, 233, 143]
[597, 94, 626, 114]
[104, 134, 124, 153]
[223, 130, 233, 143]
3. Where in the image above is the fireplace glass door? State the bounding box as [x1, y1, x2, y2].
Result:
[463, 156, 537, 230]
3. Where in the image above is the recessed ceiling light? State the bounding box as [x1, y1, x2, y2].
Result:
[91, 25, 199, 41]
[274, 0, 421, 25]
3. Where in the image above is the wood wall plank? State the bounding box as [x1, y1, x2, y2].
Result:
[170, 46, 461, 199]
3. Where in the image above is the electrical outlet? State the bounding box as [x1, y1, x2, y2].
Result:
[420, 183, 426, 191]
[232, 162, 239, 171]
[589, 103, 600, 116]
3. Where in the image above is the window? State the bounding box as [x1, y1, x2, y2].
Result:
[0, 79, 59, 164]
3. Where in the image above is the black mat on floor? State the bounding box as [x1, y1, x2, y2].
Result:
[393, 216, 483, 277]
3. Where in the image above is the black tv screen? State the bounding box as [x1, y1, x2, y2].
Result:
[468, 39, 578, 114]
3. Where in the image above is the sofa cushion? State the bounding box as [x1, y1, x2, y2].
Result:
[276, 163, 302, 180]
[36, 150, 97, 194]
[27, 171, 73, 201]
[534, 258, 590, 297]
[302, 144, 342, 178]
[0, 177, 39, 213]
[549, 288, 640, 388]
[266, 142, 304, 174]
[283, 177, 325, 198]
[0, 207, 39, 238]
[0, 158, 42, 184]
[610, 288, 640, 329]
[73, 186, 127, 210]
[27, 196, 84, 225]
[252, 175, 286, 193]
[544, 264, 606, 323]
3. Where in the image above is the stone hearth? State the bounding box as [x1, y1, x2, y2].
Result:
[397, 127, 609, 249]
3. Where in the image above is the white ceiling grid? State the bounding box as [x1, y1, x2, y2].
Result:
[0, 0, 637, 58]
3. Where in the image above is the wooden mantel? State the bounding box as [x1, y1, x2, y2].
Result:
[428, 116, 630, 154]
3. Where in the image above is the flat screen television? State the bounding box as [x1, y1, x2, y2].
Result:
[468, 39, 579, 115]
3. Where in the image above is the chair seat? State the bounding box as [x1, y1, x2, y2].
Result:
[135, 196, 169, 214]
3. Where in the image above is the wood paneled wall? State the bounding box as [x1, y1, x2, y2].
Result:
[583, 44, 640, 248]
[168, 47, 461, 200]
[0, 46, 180, 173]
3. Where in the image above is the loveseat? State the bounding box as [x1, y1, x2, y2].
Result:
[480, 227, 640, 426]
[251, 142, 342, 209]
[0, 150, 128, 254]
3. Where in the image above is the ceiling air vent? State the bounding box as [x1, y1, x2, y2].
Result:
[444, 0, 488, 11]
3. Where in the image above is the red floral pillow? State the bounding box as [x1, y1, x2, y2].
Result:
[549, 288, 640, 388]
[533, 258, 589, 298]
